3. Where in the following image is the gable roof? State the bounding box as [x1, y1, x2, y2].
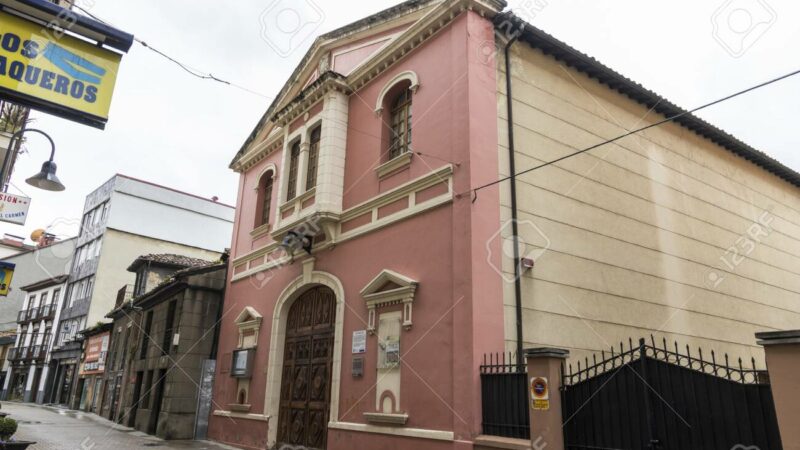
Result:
[498, 11, 800, 189]
[231, 0, 457, 168]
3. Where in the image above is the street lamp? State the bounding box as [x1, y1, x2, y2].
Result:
[0, 128, 65, 192]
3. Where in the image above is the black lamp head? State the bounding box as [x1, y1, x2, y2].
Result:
[25, 160, 65, 192]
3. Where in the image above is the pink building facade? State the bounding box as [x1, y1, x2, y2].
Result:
[209, 1, 507, 449]
[208, 0, 800, 449]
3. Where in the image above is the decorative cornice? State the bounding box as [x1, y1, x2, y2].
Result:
[271, 72, 352, 127]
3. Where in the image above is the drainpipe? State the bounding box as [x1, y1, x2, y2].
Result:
[504, 36, 524, 368]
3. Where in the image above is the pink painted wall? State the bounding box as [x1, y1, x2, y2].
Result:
[210, 10, 503, 450]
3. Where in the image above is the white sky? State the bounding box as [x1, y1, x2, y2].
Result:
[1, 0, 798, 243]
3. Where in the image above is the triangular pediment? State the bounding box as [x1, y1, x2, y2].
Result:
[361, 270, 417, 297]
[235, 306, 262, 325]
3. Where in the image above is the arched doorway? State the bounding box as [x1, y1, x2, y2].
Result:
[277, 285, 336, 450]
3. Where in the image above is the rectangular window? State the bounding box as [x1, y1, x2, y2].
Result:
[26, 294, 36, 310]
[86, 277, 94, 300]
[94, 237, 102, 258]
[261, 174, 273, 226]
[162, 300, 177, 355]
[306, 126, 321, 191]
[140, 311, 153, 359]
[39, 292, 48, 309]
[52, 288, 61, 307]
[286, 141, 300, 200]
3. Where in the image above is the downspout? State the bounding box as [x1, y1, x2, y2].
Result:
[504, 36, 524, 368]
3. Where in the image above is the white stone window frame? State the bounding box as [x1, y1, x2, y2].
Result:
[360, 269, 418, 334]
[278, 115, 324, 206]
[251, 164, 278, 237]
[234, 306, 263, 349]
[374, 70, 420, 115]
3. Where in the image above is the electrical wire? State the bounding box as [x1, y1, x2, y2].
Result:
[67, 2, 272, 99]
[460, 67, 800, 201]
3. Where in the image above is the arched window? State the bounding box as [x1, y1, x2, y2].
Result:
[389, 88, 412, 160]
[257, 171, 274, 227]
[286, 141, 301, 200]
[305, 126, 321, 191]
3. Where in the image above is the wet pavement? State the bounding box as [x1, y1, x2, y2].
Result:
[0, 402, 238, 450]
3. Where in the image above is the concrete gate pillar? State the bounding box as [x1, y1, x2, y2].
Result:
[524, 348, 569, 450]
[756, 330, 800, 450]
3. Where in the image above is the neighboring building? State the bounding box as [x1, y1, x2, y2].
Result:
[207, 1, 800, 449]
[0, 275, 67, 402]
[103, 254, 226, 440]
[49, 174, 234, 409]
[0, 332, 15, 394]
[0, 234, 34, 259]
[0, 237, 77, 334]
[74, 323, 111, 414]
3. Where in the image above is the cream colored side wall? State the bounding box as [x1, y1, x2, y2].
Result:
[497, 44, 800, 364]
[87, 229, 221, 325]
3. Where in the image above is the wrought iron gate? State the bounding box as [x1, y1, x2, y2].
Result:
[562, 337, 783, 450]
[480, 353, 529, 439]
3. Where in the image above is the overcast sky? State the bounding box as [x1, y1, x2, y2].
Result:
[1, 0, 798, 243]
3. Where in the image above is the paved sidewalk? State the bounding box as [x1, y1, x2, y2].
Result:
[0, 402, 238, 450]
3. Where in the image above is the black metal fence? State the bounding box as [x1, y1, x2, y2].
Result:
[480, 352, 529, 439]
[562, 336, 783, 450]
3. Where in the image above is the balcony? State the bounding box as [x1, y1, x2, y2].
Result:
[7, 346, 29, 362]
[16, 307, 38, 324]
[30, 345, 45, 361]
[38, 304, 55, 320]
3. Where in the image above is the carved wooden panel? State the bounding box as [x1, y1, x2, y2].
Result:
[278, 286, 336, 449]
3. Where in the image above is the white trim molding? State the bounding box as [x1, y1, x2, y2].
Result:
[212, 410, 270, 422]
[361, 269, 418, 333]
[374, 70, 420, 114]
[376, 151, 413, 179]
[328, 421, 454, 441]
[263, 271, 346, 448]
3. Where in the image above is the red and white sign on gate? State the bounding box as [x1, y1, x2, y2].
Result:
[530, 376, 550, 411]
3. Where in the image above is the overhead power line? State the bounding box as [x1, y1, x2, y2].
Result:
[462, 67, 800, 202]
[67, 2, 272, 99]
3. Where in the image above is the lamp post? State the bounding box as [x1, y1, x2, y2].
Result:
[0, 128, 65, 192]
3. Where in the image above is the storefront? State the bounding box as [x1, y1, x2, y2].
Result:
[76, 323, 110, 413]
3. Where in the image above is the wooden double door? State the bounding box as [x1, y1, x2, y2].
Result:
[277, 286, 336, 450]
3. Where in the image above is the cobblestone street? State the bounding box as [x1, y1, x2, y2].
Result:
[0, 402, 237, 450]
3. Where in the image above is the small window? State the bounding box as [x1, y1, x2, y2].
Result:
[258, 172, 274, 227]
[140, 311, 153, 359]
[286, 141, 301, 200]
[305, 126, 321, 191]
[389, 88, 413, 160]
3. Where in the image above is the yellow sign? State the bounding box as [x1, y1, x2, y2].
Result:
[0, 261, 15, 296]
[0, 10, 121, 126]
[530, 376, 550, 411]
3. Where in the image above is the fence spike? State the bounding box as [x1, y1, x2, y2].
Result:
[629, 338, 634, 351]
[751, 357, 757, 371]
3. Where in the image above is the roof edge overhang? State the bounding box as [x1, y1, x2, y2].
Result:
[497, 11, 800, 189]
